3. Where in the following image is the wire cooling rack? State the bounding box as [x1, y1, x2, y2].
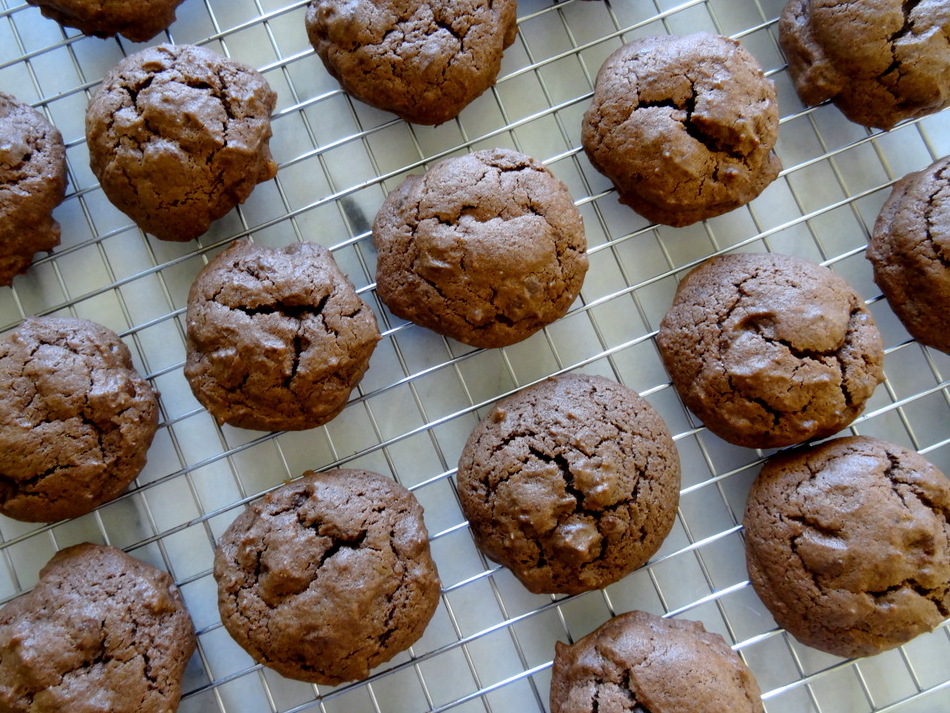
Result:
[1, 0, 949, 711]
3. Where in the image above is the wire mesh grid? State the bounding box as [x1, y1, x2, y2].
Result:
[1, 0, 949, 711]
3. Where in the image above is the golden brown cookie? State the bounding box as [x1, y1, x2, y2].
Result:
[656, 252, 884, 449]
[779, 0, 950, 130]
[305, 0, 517, 125]
[86, 44, 277, 242]
[867, 155, 950, 354]
[0, 317, 160, 522]
[456, 374, 681, 594]
[184, 240, 380, 432]
[581, 32, 781, 227]
[0, 92, 67, 286]
[743, 436, 950, 658]
[373, 148, 589, 349]
[0, 543, 196, 713]
[25, 0, 186, 42]
[213, 469, 441, 685]
[551, 611, 764, 713]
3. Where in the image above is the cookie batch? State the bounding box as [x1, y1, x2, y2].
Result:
[0, 0, 949, 711]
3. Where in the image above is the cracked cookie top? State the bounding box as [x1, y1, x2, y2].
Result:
[656, 252, 884, 449]
[867, 155, 950, 354]
[779, 0, 950, 130]
[743, 435, 950, 657]
[85, 43, 277, 242]
[456, 373, 681, 595]
[213, 469, 441, 685]
[581, 32, 781, 227]
[25, 0, 186, 42]
[0, 316, 160, 522]
[0, 92, 67, 286]
[550, 611, 764, 713]
[372, 147, 589, 349]
[305, 0, 517, 125]
[184, 240, 380, 432]
[0, 543, 196, 713]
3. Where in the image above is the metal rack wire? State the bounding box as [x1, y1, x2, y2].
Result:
[1, 0, 948, 711]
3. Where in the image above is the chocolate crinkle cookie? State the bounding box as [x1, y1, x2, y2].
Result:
[456, 374, 681, 595]
[214, 469, 441, 685]
[86, 43, 277, 242]
[0, 543, 196, 713]
[0, 92, 67, 286]
[373, 148, 589, 349]
[0, 316, 160, 522]
[25, 0, 186, 42]
[779, 0, 950, 130]
[656, 252, 884, 449]
[306, 0, 517, 125]
[743, 436, 950, 658]
[581, 32, 781, 227]
[550, 611, 764, 713]
[867, 155, 950, 354]
[185, 240, 380, 432]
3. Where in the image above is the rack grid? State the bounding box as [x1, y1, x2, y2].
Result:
[1, 0, 948, 712]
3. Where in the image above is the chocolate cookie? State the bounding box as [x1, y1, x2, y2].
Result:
[305, 0, 517, 125]
[581, 32, 781, 227]
[456, 374, 681, 595]
[0, 543, 196, 713]
[550, 611, 764, 713]
[779, 0, 950, 130]
[743, 436, 950, 658]
[25, 0, 186, 42]
[867, 155, 950, 354]
[0, 316, 160, 522]
[0, 92, 67, 286]
[184, 240, 380, 432]
[373, 148, 589, 349]
[86, 43, 277, 243]
[214, 469, 441, 685]
[656, 252, 884, 449]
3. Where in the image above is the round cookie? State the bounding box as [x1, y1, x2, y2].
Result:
[581, 32, 781, 227]
[743, 436, 950, 658]
[214, 469, 441, 685]
[867, 155, 950, 354]
[779, 0, 950, 130]
[373, 148, 589, 349]
[550, 610, 764, 713]
[0, 92, 67, 286]
[0, 316, 160, 522]
[456, 373, 681, 595]
[656, 252, 884, 449]
[0, 543, 196, 713]
[184, 240, 380, 432]
[306, 0, 517, 125]
[25, 0, 186, 42]
[86, 43, 277, 243]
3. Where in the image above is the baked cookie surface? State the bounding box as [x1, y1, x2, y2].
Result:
[743, 436, 950, 658]
[25, 0, 186, 42]
[867, 155, 950, 354]
[306, 0, 517, 125]
[184, 240, 380, 432]
[656, 252, 884, 449]
[0, 316, 160, 522]
[779, 0, 950, 130]
[0, 543, 196, 713]
[581, 32, 781, 227]
[456, 373, 680, 594]
[214, 469, 441, 685]
[85, 43, 277, 242]
[373, 147, 588, 349]
[550, 610, 764, 713]
[0, 92, 67, 286]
